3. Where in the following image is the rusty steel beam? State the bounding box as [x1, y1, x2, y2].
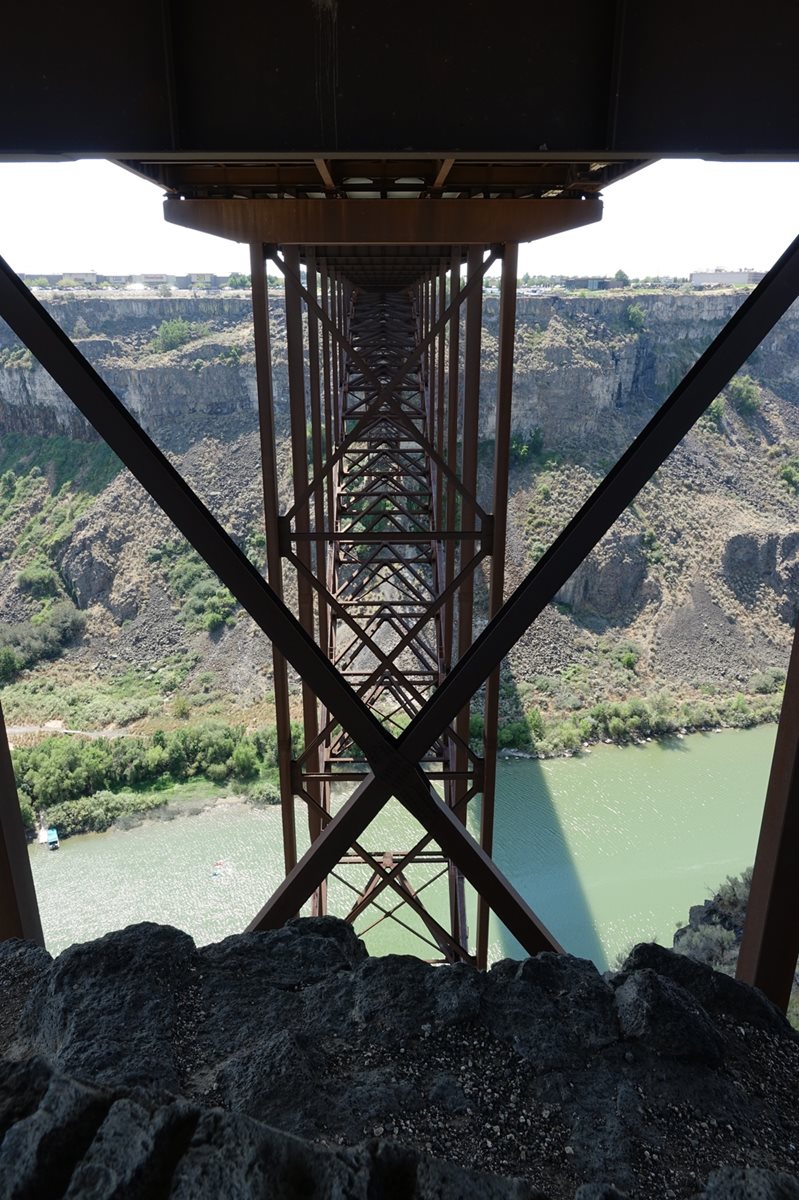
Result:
[313, 158, 336, 191]
[164, 197, 602, 245]
[450, 246, 484, 947]
[476, 243, 518, 969]
[283, 245, 325, 871]
[737, 620, 799, 1010]
[250, 244, 297, 878]
[433, 158, 456, 190]
[442, 257, 461, 675]
[0, 701, 44, 945]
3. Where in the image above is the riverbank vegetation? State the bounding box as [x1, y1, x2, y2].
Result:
[13, 721, 294, 838]
[477, 676, 785, 759]
[673, 868, 798, 1028]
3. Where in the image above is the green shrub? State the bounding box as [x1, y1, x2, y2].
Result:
[498, 720, 532, 750]
[246, 780, 281, 806]
[526, 707, 545, 741]
[0, 646, 21, 683]
[509, 427, 544, 466]
[705, 395, 726, 428]
[150, 318, 207, 354]
[675, 924, 738, 970]
[162, 543, 237, 631]
[469, 712, 485, 743]
[18, 799, 36, 836]
[626, 303, 645, 331]
[0, 602, 85, 681]
[715, 867, 752, 913]
[726, 373, 760, 415]
[231, 741, 259, 780]
[17, 561, 60, 597]
[780, 459, 799, 492]
[747, 668, 785, 694]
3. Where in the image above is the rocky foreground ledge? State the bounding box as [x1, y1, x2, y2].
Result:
[1, 920, 798, 1199]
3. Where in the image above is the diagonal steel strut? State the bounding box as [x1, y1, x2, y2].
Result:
[0, 253, 560, 956]
[4, 232, 799, 959]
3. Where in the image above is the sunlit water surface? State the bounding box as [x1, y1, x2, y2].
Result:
[29, 726, 775, 969]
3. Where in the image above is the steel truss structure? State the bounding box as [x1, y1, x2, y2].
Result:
[4, 214, 799, 1002]
[250, 241, 521, 963]
[3, 1, 799, 998]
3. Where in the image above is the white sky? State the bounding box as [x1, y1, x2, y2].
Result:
[0, 158, 797, 279]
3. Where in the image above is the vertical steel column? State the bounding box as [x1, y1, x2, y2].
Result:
[476, 243, 518, 969]
[320, 260, 337, 634]
[435, 266, 448, 531]
[250, 244, 297, 878]
[450, 246, 484, 947]
[283, 246, 324, 884]
[0, 700, 44, 944]
[306, 254, 331, 675]
[442, 257, 461, 674]
[737, 619, 799, 1010]
[306, 252, 331, 915]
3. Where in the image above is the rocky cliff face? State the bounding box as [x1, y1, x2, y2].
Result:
[1, 921, 798, 1199]
[3, 289, 799, 733]
[6, 289, 799, 454]
[0, 296, 262, 449]
[468, 290, 799, 464]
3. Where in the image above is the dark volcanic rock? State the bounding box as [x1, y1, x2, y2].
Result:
[483, 953, 619, 1066]
[3, 920, 799, 1199]
[617, 942, 792, 1037]
[693, 1167, 799, 1199]
[0, 1058, 534, 1200]
[613, 969, 725, 1063]
[16, 922, 196, 1091]
[0, 939, 52, 1058]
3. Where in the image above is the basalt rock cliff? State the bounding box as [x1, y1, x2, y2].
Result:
[1, 920, 798, 1199]
[2, 289, 799, 734]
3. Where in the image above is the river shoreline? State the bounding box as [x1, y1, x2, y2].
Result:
[30, 712, 780, 844]
[28, 725, 777, 965]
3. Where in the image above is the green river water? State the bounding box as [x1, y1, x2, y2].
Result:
[28, 725, 776, 968]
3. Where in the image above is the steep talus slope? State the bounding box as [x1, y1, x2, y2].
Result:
[2, 921, 799, 1199]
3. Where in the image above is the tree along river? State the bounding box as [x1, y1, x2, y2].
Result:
[28, 725, 776, 969]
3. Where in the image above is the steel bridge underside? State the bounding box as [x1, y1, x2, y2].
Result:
[2, 0, 799, 1006]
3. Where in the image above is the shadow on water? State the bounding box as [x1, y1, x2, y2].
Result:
[476, 754, 609, 970]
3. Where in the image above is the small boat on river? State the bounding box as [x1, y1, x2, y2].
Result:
[46, 828, 60, 851]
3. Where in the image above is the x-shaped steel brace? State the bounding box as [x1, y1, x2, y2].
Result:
[3, 235, 799, 958]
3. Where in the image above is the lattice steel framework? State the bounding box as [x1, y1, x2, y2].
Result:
[246, 240, 530, 964]
[5, 215, 799, 994]
[2, 175, 799, 1004]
